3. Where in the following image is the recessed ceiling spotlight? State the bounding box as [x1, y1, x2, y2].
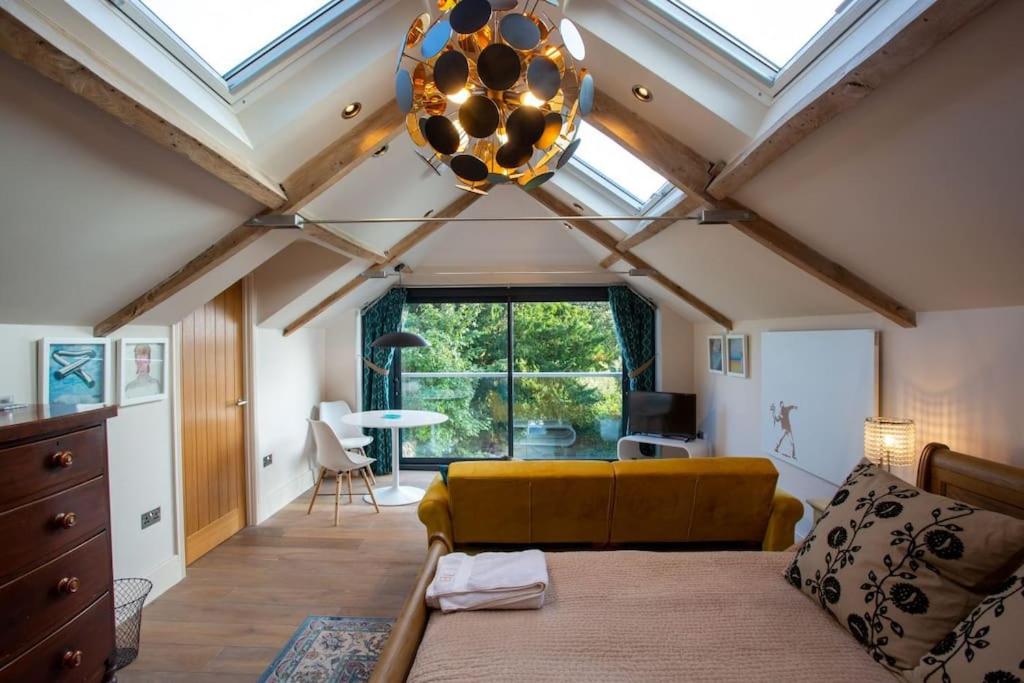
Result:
[572, 202, 585, 212]
[423, 209, 435, 218]
[341, 102, 362, 119]
[372, 144, 389, 157]
[631, 85, 653, 103]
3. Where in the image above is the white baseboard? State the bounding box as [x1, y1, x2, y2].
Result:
[145, 554, 185, 604]
[260, 468, 315, 523]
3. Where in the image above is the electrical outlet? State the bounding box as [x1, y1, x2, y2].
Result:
[263, 453, 273, 467]
[140, 506, 161, 530]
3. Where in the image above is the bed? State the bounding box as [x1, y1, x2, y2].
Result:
[370, 444, 1024, 682]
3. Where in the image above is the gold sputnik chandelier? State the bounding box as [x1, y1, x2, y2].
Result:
[396, 0, 592, 194]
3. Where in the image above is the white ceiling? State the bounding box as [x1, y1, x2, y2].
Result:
[1, 0, 1020, 336]
[0, 54, 259, 326]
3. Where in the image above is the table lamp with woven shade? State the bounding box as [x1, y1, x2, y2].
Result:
[864, 417, 916, 471]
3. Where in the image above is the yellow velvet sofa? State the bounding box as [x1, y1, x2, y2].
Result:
[418, 458, 803, 552]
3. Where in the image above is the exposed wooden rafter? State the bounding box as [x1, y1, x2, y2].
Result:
[280, 104, 405, 213]
[707, 0, 1000, 199]
[282, 192, 485, 336]
[530, 188, 733, 329]
[90, 97, 402, 334]
[94, 224, 270, 337]
[0, 10, 286, 209]
[602, 195, 702, 268]
[301, 222, 387, 263]
[588, 91, 917, 328]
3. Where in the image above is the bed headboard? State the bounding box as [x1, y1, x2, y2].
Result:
[917, 443, 1024, 520]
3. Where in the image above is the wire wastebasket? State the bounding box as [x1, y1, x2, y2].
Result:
[111, 578, 153, 672]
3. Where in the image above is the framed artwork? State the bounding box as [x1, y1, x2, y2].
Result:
[707, 335, 724, 374]
[38, 338, 112, 406]
[726, 334, 747, 378]
[761, 330, 878, 485]
[118, 338, 169, 406]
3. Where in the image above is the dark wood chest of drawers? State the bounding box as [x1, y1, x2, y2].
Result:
[0, 405, 118, 682]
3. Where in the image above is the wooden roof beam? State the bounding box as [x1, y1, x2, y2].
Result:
[708, 0, 999, 198]
[602, 195, 702, 267]
[0, 10, 286, 209]
[301, 222, 387, 263]
[282, 191, 486, 336]
[279, 103, 405, 213]
[588, 91, 916, 328]
[530, 188, 732, 329]
[94, 223, 270, 337]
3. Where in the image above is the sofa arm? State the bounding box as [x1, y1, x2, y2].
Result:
[762, 488, 803, 551]
[417, 475, 453, 550]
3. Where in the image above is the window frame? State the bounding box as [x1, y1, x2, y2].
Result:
[393, 287, 629, 468]
[621, 0, 883, 101]
[108, 0, 372, 105]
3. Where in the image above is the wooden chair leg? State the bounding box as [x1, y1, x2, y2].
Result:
[334, 473, 341, 527]
[307, 467, 325, 515]
[360, 469, 380, 513]
[346, 470, 354, 503]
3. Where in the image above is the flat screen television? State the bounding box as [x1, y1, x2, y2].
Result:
[627, 391, 697, 439]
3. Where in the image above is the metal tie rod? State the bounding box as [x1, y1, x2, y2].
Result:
[248, 208, 754, 228]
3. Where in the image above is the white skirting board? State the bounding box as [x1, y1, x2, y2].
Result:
[260, 469, 316, 524]
[145, 554, 186, 605]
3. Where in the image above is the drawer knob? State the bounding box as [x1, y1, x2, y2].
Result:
[54, 512, 78, 529]
[51, 451, 74, 468]
[62, 650, 83, 669]
[57, 576, 81, 594]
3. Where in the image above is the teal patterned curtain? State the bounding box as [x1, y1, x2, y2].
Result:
[608, 286, 656, 435]
[361, 287, 407, 474]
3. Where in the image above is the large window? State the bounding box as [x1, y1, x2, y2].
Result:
[394, 288, 625, 464]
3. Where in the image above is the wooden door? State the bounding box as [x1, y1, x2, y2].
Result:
[181, 281, 247, 565]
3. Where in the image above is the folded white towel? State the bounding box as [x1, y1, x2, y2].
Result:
[426, 549, 548, 613]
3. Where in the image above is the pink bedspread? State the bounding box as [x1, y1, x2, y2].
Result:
[408, 550, 897, 682]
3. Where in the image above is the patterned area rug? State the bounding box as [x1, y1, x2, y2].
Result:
[259, 616, 394, 683]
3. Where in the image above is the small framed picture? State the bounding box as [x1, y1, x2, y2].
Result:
[708, 335, 724, 374]
[39, 338, 112, 406]
[118, 338, 169, 406]
[727, 334, 748, 378]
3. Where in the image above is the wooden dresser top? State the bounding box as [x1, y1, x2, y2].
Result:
[0, 404, 118, 445]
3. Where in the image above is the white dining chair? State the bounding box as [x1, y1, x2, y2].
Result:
[307, 419, 380, 525]
[319, 400, 376, 485]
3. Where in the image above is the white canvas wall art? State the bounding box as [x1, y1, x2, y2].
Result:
[761, 330, 878, 485]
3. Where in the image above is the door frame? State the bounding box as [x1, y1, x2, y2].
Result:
[171, 277, 257, 578]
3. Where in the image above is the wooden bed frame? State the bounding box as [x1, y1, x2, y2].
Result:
[369, 445, 1024, 682]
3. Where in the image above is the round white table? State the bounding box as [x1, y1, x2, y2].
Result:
[340, 409, 448, 506]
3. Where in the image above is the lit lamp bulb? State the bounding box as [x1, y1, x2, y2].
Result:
[521, 92, 545, 108]
[864, 417, 916, 472]
[447, 88, 471, 104]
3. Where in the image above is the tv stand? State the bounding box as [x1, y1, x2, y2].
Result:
[617, 434, 710, 460]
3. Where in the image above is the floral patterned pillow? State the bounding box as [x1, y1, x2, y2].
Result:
[784, 462, 1024, 675]
[911, 568, 1024, 683]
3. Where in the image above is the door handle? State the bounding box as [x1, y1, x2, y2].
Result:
[236, 399, 249, 407]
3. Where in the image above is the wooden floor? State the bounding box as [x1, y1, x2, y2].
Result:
[121, 470, 435, 682]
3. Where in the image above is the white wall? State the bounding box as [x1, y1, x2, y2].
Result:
[0, 323, 180, 597]
[657, 306, 694, 393]
[693, 306, 1024, 536]
[252, 326, 326, 522]
[324, 309, 362, 407]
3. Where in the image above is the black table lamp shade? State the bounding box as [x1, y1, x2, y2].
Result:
[371, 331, 429, 349]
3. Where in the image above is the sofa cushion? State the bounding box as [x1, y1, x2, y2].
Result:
[785, 462, 1024, 675]
[447, 461, 613, 545]
[610, 458, 779, 544]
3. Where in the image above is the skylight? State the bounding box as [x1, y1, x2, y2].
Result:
[572, 121, 669, 208]
[667, 0, 849, 70]
[139, 0, 340, 75]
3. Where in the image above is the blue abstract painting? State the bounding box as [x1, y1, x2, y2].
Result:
[46, 342, 107, 405]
